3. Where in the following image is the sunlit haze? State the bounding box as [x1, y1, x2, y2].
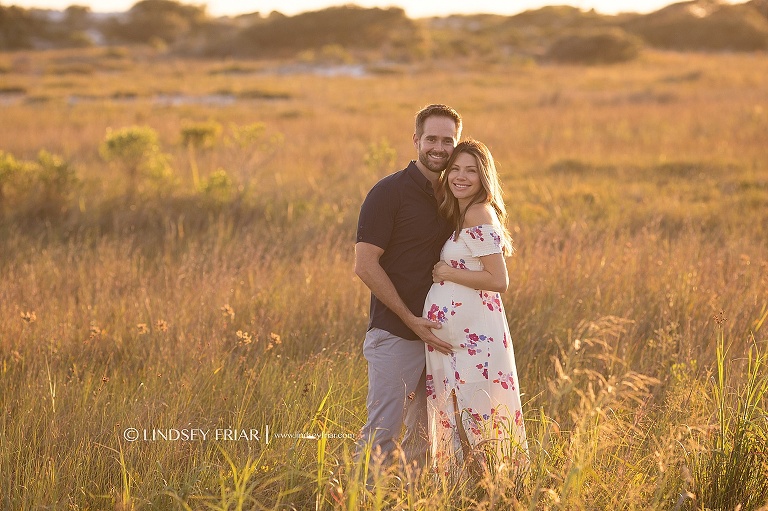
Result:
[3, 0, 746, 18]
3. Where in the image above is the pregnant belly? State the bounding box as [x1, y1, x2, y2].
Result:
[423, 281, 480, 349]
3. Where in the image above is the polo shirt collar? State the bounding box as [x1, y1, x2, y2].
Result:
[406, 161, 436, 196]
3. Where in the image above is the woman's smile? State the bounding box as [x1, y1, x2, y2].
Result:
[448, 152, 481, 205]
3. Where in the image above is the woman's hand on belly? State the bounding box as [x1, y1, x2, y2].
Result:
[432, 260, 453, 283]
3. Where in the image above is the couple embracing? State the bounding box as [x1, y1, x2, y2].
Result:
[354, 104, 528, 479]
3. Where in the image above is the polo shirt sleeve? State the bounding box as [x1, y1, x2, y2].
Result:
[356, 181, 398, 250]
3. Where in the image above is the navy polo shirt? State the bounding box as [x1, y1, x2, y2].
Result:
[356, 161, 452, 340]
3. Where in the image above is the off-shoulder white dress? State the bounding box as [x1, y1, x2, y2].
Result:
[423, 218, 527, 475]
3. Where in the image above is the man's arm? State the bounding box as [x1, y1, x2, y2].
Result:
[354, 242, 452, 355]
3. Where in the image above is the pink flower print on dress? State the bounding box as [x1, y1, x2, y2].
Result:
[426, 374, 436, 399]
[460, 328, 490, 356]
[480, 291, 502, 312]
[450, 259, 468, 269]
[475, 361, 489, 379]
[515, 409, 523, 426]
[438, 409, 452, 429]
[493, 371, 516, 390]
[466, 226, 485, 241]
[464, 408, 484, 436]
[485, 407, 508, 434]
[490, 230, 502, 248]
[427, 303, 449, 323]
[502, 332, 508, 348]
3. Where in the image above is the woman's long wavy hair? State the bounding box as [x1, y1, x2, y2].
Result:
[438, 139, 513, 255]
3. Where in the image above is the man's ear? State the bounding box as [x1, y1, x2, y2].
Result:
[412, 132, 419, 147]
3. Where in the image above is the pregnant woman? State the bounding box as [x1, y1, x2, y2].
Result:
[423, 139, 528, 478]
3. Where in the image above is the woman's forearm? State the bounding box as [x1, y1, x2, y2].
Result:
[441, 265, 508, 293]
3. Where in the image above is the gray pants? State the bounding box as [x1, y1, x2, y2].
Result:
[356, 328, 429, 468]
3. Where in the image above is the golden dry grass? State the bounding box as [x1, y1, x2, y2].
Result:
[0, 47, 767, 509]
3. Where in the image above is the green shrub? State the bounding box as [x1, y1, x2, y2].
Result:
[227, 122, 284, 168]
[35, 150, 79, 209]
[0, 150, 79, 215]
[100, 125, 173, 197]
[223, 6, 423, 58]
[200, 168, 234, 203]
[101, 0, 207, 46]
[0, 150, 25, 204]
[546, 28, 642, 64]
[623, 3, 768, 51]
[181, 121, 222, 149]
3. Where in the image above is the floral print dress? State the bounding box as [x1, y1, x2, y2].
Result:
[423, 220, 527, 475]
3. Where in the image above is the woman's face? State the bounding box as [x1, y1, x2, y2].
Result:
[447, 151, 482, 206]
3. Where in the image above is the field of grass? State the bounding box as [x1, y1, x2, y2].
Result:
[1, 47, 767, 509]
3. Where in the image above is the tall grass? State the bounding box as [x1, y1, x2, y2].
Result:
[0, 48, 767, 509]
[684, 326, 768, 510]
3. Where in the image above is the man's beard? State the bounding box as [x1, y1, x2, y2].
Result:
[419, 150, 449, 174]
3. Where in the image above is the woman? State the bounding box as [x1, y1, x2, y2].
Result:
[423, 139, 527, 477]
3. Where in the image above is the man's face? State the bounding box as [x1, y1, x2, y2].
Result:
[414, 116, 459, 175]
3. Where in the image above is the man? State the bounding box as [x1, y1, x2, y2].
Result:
[354, 104, 462, 470]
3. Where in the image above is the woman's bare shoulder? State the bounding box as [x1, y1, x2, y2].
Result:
[462, 202, 495, 228]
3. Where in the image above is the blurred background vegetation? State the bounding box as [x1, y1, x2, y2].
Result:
[2, 0, 768, 63]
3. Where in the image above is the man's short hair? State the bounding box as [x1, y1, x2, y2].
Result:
[414, 104, 462, 139]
